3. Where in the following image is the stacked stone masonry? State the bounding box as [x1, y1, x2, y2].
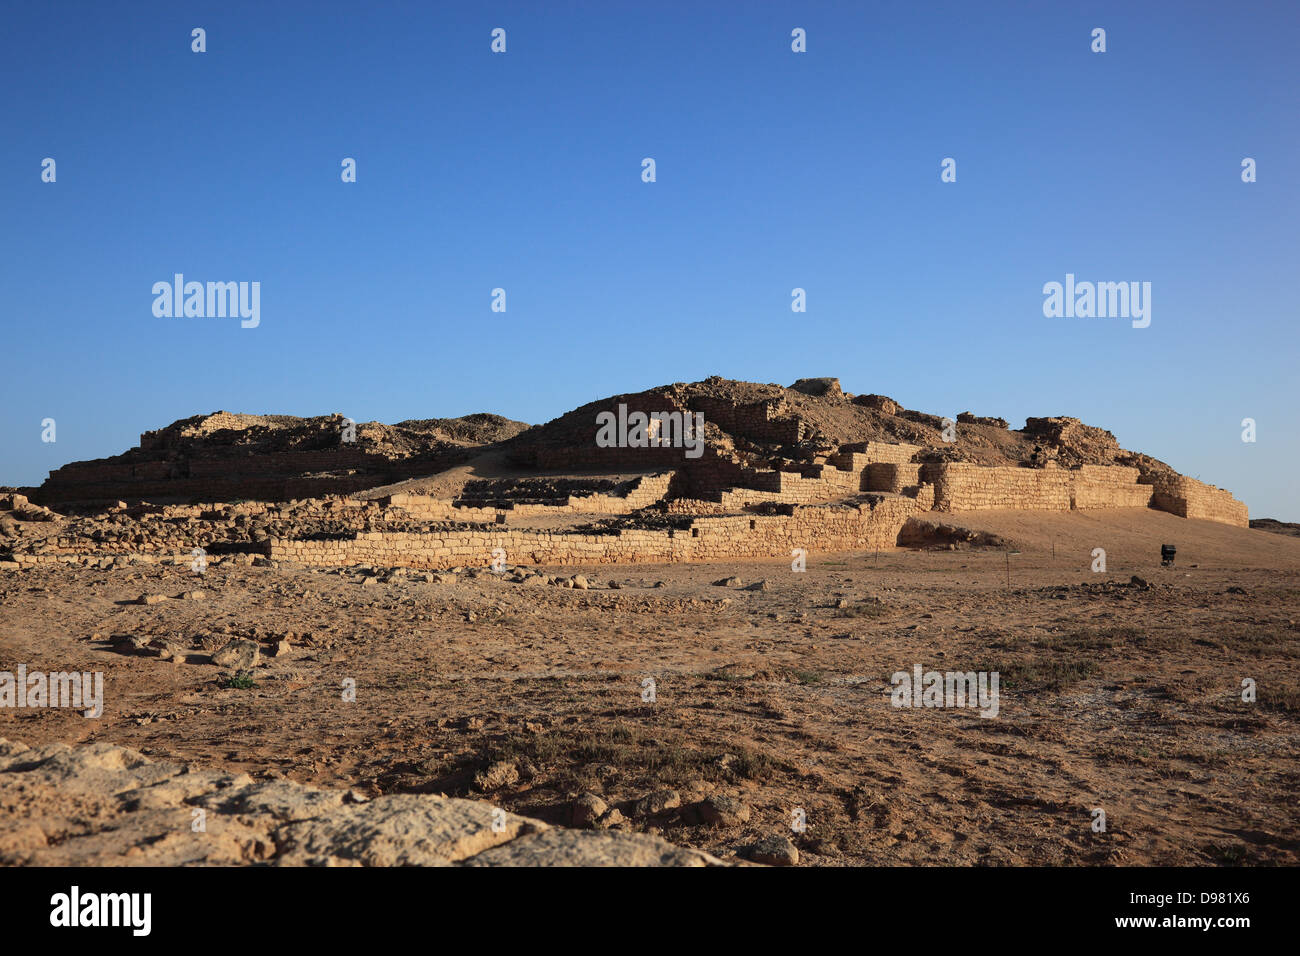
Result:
[915, 461, 1243, 525]
[1146, 475, 1249, 527]
[270, 497, 918, 570]
[922, 463, 1074, 512]
[1072, 465, 1155, 510]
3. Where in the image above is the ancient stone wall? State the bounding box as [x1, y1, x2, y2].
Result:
[865, 463, 923, 494]
[691, 396, 804, 445]
[137, 411, 267, 449]
[1070, 465, 1154, 510]
[1146, 475, 1249, 527]
[270, 497, 917, 570]
[713, 466, 859, 509]
[838, 441, 922, 465]
[922, 463, 1073, 512]
[693, 442, 922, 508]
[913, 462, 1245, 526]
[913, 482, 936, 511]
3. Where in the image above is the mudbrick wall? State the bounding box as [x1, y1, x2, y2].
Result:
[270, 497, 918, 569]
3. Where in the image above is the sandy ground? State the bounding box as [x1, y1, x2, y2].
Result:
[2, 508, 1297, 866]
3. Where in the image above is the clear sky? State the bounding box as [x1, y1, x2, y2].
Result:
[2, 1, 1296, 518]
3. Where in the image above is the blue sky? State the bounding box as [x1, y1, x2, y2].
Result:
[2, 1, 1296, 518]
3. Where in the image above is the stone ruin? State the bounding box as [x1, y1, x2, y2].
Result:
[0, 378, 1248, 572]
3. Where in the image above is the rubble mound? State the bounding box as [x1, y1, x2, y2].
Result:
[34, 411, 530, 507]
[501, 377, 1176, 477]
[142, 410, 528, 455]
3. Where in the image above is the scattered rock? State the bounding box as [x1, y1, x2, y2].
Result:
[693, 794, 751, 827]
[113, 635, 155, 656]
[211, 638, 260, 670]
[957, 411, 1009, 429]
[473, 760, 519, 792]
[153, 640, 186, 662]
[570, 793, 608, 828]
[852, 393, 900, 415]
[596, 807, 627, 829]
[788, 377, 842, 398]
[634, 789, 682, 817]
[745, 835, 799, 866]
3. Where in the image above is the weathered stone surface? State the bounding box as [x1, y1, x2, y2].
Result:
[461, 828, 725, 867]
[12, 742, 183, 796]
[118, 769, 254, 811]
[273, 795, 533, 866]
[0, 739, 734, 867]
[193, 779, 344, 822]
